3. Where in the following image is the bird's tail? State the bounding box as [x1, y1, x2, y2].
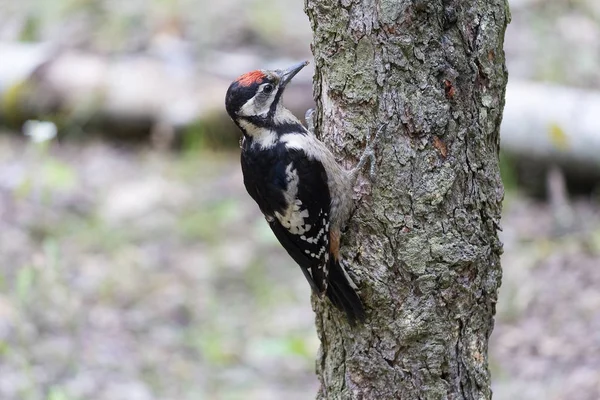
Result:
[325, 258, 366, 326]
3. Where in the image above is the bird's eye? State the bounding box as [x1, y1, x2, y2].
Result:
[263, 84, 274, 94]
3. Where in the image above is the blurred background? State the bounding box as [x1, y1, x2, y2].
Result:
[0, 0, 599, 399]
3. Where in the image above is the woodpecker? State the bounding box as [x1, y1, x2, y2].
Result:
[225, 61, 375, 325]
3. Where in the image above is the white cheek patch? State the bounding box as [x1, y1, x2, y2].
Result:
[238, 84, 278, 117]
[239, 97, 262, 116]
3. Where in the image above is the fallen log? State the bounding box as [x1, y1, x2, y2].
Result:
[0, 43, 599, 182]
[502, 80, 600, 171]
[501, 80, 600, 194]
[0, 43, 314, 144]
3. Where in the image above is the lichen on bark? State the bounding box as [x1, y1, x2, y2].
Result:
[304, 0, 509, 399]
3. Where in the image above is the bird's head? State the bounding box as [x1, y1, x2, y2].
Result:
[225, 61, 308, 135]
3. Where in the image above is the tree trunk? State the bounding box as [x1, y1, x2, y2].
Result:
[304, 1, 509, 399]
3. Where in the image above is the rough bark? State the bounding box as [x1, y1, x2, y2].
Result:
[304, 1, 509, 399]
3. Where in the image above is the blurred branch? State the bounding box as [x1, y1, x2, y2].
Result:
[2, 41, 599, 176]
[0, 42, 313, 142]
[502, 80, 600, 174]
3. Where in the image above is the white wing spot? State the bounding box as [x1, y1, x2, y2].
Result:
[275, 177, 329, 240]
[317, 246, 327, 257]
[285, 163, 297, 183]
[275, 162, 313, 235]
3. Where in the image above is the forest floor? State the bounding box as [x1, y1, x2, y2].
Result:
[0, 134, 598, 400]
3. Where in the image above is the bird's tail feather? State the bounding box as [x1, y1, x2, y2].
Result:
[325, 259, 366, 325]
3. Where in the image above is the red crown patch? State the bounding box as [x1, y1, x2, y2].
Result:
[236, 70, 266, 87]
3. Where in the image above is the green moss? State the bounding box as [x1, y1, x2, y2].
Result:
[499, 151, 518, 192]
[1, 81, 30, 126]
[177, 199, 241, 242]
[19, 15, 40, 42]
[182, 114, 240, 153]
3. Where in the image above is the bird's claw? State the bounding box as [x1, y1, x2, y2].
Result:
[305, 108, 316, 136]
[354, 123, 387, 181]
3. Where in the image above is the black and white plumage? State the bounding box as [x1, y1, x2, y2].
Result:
[225, 61, 370, 324]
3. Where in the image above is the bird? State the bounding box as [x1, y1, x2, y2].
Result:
[225, 61, 377, 325]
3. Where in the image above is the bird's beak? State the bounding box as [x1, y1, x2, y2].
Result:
[278, 61, 309, 88]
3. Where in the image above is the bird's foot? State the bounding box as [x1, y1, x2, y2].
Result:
[350, 123, 387, 183]
[305, 108, 316, 136]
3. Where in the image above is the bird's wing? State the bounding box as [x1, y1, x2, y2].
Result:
[244, 146, 332, 293]
[271, 148, 332, 293]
